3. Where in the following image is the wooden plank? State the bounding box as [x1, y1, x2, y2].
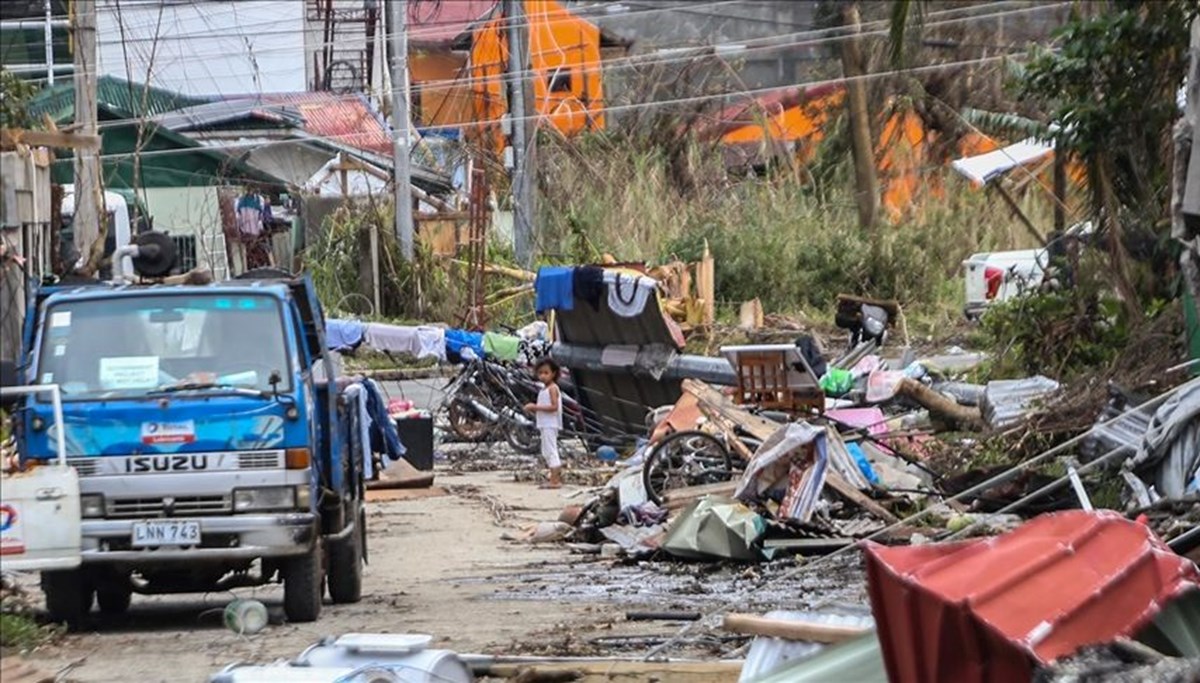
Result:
[722, 613, 869, 644]
[1, 127, 101, 151]
[662, 481, 738, 509]
[681, 379, 778, 442]
[824, 471, 900, 524]
[486, 660, 742, 682]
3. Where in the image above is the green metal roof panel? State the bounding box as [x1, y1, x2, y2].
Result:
[26, 75, 211, 123]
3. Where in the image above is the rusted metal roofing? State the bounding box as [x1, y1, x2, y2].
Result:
[408, 0, 497, 47]
[253, 93, 393, 156]
[864, 510, 1200, 683]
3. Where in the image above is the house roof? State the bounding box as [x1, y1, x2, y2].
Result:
[26, 75, 211, 124]
[238, 92, 394, 157]
[407, 0, 629, 51]
[700, 83, 843, 141]
[150, 100, 305, 132]
[408, 0, 498, 48]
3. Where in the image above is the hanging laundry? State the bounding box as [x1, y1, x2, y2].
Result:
[363, 323, 446, 361]
[483, 332, 522, 362]
[573, 266, 607, 311]
[605, 270, 656, 317]
[445, 329, 486, 361]
[326, 319, 366, 351]
[535, 266, 576, 313]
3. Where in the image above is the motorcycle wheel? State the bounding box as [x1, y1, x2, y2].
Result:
[506, 422, 541, 455]
[447, 385, 493, 442]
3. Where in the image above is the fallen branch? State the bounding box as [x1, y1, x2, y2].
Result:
[896, 378, 985, 431]
[721, 613, 869, 644]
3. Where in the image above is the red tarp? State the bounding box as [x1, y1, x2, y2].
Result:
[865, 510, 1200, 683]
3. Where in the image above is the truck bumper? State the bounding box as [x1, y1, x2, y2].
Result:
[80, 513, 317, 564]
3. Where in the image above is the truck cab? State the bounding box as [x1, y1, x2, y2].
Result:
[15, 274, 367, 625]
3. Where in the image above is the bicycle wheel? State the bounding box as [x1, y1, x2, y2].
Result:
[642, 430, 734, 505]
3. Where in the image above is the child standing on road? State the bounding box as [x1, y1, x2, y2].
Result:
[525, 358, 563, 489]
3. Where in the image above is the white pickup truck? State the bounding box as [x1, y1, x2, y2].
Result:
[962, 249, 1048, 320]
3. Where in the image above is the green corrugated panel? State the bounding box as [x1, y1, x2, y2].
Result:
[749, 633, 888, 683]
[1137, 588, 1200, 658]
[26, 75, 210, 124]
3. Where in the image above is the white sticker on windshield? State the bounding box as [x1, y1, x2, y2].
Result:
[99, 356, 160, 390]
[53, 344, 66, 357]
[50, 311, 71, 327]
[40, 373, 53, 384]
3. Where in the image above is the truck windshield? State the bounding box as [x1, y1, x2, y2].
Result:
[37, 294, 292, 399]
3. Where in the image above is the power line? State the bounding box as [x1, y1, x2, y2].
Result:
[61, 51, 1028, 165]
[49, 1, 1059, 113]
[20, 0, 1057, 91]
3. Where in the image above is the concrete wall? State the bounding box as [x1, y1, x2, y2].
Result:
[141, 186, 228, 275]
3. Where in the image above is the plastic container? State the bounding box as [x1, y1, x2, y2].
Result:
[210, 666, 400, 683]
[295, 634, 474, 683]
[223, 599, 269, 635]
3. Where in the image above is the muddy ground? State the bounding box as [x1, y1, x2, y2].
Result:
[13, 461, 867, 682]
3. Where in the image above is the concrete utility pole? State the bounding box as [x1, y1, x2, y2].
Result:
[839, 2, 878, 230]
[44, 0, 55, 85]
[505, 0, 536, 267]
[73, 0, 103, 273]
[389, 0, 415, 261]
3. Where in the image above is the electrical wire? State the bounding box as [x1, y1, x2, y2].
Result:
[22, 0, 1061, 94]
[57, 51, 1031, 166]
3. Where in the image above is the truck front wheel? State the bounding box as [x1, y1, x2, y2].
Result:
[283, 540, 323, 622]
[42, 569, 94, 628]
[96, 580, 133, 615]
[327, 513, 364, 604]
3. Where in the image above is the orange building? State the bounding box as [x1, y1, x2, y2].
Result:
[407, 0, 627, 147]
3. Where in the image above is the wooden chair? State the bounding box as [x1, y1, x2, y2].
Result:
[720, 344, 824, 419]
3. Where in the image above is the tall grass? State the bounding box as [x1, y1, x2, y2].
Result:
[537, 132, 1050, 331]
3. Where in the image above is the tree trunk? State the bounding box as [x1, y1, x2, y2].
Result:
[840, 2, 879, 230]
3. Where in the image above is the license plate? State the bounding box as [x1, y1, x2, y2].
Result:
[131, 520, 201, 547]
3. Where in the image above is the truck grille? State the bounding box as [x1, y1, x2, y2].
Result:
[108, 495, 231, 518]
[69, 458, 100, 476]
[237, 452, 282, 469]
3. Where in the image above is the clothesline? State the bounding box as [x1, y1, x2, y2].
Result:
[325, 319, 548, 365]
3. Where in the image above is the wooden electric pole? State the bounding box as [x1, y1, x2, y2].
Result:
[389, 0, 415, 261]
[505, 0, 535, 267]
[73, 0, 103, 274]
[840, 2, 878, 230]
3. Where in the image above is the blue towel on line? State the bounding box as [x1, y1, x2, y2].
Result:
[445, 328, 486, 360]
[535, 266, 576, 313]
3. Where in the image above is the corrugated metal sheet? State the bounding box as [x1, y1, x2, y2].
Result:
[554, 286, 683, 438]
[749, 633, 887, 683]
[740, 609, 875, 682]
[408, 0, 497, 47]
[865, 510, 1200, 683]
[151, 100, 305, 132]
[26, 74, 211, 123]
[256, 93, 393, 156]
[980, 375, 1061, 428]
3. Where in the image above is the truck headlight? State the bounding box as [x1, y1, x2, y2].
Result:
[80, 494, 105, 518]
[233, 487, 296, 512]
[295, 484, 311, 509]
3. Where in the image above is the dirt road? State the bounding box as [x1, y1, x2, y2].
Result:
[17, 461, 867, 681]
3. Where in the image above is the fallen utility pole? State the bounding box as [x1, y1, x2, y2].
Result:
[389, 0, 415, 261]
[505, 0, 536, 267]
[72, 0, 103, 275]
